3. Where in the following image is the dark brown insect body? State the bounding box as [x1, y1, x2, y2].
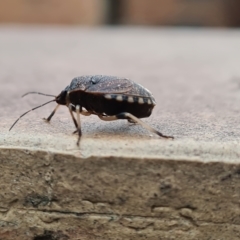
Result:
[57, 76, 155, 118]
[10, 75, 173, 145]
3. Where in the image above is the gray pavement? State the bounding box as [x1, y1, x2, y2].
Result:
[1, 26, 240, 161]
[1, 26, 240, 239]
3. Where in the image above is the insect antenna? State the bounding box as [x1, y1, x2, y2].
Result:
[9, 99, 56, 131]
[22, 92, 56, 98]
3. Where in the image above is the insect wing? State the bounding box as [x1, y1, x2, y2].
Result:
[85, 77, 133, 94]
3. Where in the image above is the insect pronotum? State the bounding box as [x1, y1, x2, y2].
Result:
[9, 75, 174, 145]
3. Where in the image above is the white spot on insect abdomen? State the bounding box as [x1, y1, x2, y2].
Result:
[116, 95, 123, 102]
[127, 96, 134, 103]
[104, 94, 112, 99]
[138, 98, 144, 104]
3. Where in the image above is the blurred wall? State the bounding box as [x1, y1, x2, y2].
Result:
[0, 0, 107, 25]
[0, 0, 239, 27]
[120, 0, 226, 26]
[118, 0, 240, 27]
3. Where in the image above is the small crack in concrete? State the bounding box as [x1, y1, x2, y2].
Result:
[11, 208, 240, 227]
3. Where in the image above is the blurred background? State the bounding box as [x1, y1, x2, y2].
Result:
[0, 0, 240, 27]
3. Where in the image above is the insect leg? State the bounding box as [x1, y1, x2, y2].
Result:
[68, 105, 78, 129]
[98, 115, 117, 121]
[80, 110, 91, 116]
[65, 91, 79, 130]
[128, 119, 137, 124]
[44, 104, 60, 122]
[99, 113, 174, 139]
[70, 109, 92, 135]
[75, 105, 82, 146]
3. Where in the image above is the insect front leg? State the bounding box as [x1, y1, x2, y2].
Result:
[99, 112, 174, 139]
[44, 104, 60, 122]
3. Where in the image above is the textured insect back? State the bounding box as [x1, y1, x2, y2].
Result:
[68, 76, 93, 91]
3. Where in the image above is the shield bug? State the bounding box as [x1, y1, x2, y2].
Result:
[9, 75, 174, 145]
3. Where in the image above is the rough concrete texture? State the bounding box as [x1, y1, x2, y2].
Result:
[1, 26, 240, 239]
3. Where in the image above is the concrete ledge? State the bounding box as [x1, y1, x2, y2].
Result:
[1, 26, 240, 239]
[1, 148, 240, 239]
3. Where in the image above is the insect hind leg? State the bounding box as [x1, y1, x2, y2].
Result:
[99, 112, 173, 139]
[99, 114, 136, 124]
[128, 119, 137, 124]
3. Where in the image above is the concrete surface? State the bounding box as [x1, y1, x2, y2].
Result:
[1, 26, 240, 239]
